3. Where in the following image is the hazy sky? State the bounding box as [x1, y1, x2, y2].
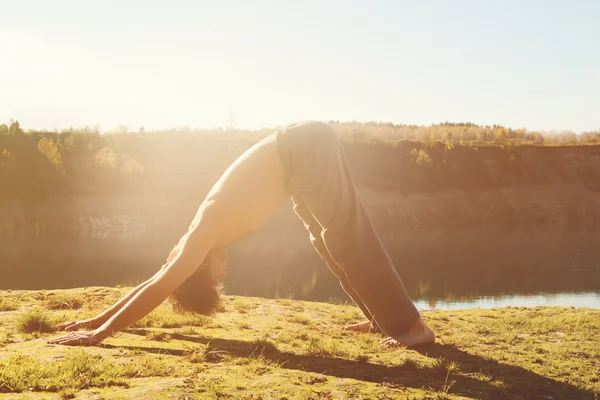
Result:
[1, 0, 598, 132]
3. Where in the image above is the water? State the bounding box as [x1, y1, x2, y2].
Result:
[414, 292, 600, 310]
[1, 225, 599, 310]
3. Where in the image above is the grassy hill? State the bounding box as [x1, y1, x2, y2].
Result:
[0, 288, 599, 399]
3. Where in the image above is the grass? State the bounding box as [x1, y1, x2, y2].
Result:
[15, 307, 56, 334]
[0, 331, 14, 347]
[45, 293, 83, 310]
[0, 287, 599, 399]
[146, 331, 171, 342]
[132, 303, 212, 329]
[0, 298, 19, 312]
[0, 350, 178, 393]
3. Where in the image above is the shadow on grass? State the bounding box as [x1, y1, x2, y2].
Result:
[115, 330, 594, 400]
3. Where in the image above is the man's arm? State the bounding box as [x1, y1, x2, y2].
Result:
[55, 262, 171, 331]
[55, 277, 153, 331]
[95, 227, 215, 338]
[48, 215, 219, 346]
[97, 263, 171, 322]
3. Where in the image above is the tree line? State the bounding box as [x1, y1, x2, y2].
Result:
[1, 120, 599, 201]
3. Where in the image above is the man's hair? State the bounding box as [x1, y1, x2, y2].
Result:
[164, 241, 223, 316]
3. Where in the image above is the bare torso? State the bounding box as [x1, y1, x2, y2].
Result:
[193, 133, 290, 247]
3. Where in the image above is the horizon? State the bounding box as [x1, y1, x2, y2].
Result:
[2, 118, 596, 136]
[1, 1, 599, 133]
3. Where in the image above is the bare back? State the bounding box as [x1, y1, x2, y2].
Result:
[192, 133, 289, 247]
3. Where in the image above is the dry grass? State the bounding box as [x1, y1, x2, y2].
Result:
[15, 308, 56, 334]
[0, 287, 598, 399]
[0, 298, 19, 312]
[45, 293, 84, 310]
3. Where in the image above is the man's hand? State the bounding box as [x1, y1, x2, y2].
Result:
[54, 318, 102, 332]
[47, 329, 106, 347]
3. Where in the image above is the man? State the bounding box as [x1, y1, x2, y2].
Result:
[49, 121, 434, 348]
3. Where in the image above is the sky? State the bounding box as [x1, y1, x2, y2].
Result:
[0, 0, 598, 132]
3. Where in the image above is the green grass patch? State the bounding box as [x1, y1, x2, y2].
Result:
[146, 331, 171, 342]
[0, 331, 14, 347]
[0, 288, 598, 399]
[133, 304, 211, 328]
[0, 350, 178, 393]
[0, 298, 19, 312]
[45, 293, 84, 310]
[15, 307, 56, 333]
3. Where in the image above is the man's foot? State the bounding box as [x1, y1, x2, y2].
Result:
[343, 320, 382, 333]
[381, 317, 435, 348]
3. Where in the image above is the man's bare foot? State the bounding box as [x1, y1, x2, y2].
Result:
[381, 317, 435, 348]
[343, 320, 382, 333]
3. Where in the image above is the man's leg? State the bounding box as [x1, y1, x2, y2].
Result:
[292, 196, 382, 332]
[277, 121, 432, 344]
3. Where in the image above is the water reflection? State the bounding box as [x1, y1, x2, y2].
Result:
[414, 292, 600, 310]
[1, 225, 599, 310]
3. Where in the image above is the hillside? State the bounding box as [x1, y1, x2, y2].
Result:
[3, 130, 600, 237]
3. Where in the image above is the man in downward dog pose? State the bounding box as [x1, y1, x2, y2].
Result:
[49, 121, 435, 347]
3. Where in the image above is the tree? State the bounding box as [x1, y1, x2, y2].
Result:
[37, 137, 64, 172]
[9, 120, 23, 134]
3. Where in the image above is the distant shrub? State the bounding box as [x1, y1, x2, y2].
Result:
[411, 149, 432, 165]
[37, 137, 64, 171]
[94, 147, 118, 170]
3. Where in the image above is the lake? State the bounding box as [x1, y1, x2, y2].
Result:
[1, 223, 599, 310]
